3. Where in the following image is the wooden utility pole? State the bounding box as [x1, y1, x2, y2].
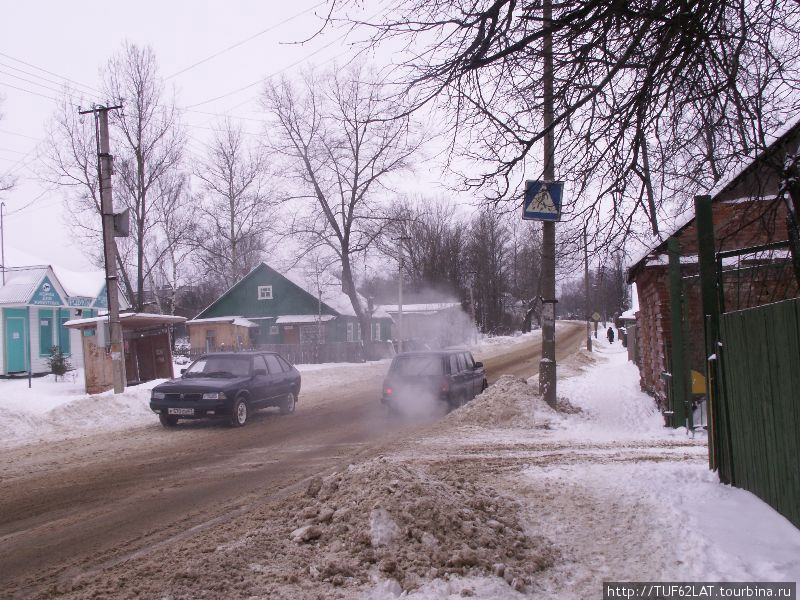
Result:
[584, 224, 592, 351]
[81, 104, 125, 394]
[539, 0, 557, 406]
[397, 236, 409, 353]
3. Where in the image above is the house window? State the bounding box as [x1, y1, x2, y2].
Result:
[258, 285, 273, 300]
[347, 322, 354, 342]
[58, 308, 71, 355]
[269, 325, 279, 335]
[39, 309, 54, 356]
[205, 329, 216, 352]
[372, 322, 381, 341]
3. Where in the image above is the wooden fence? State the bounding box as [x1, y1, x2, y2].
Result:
[717, 298, 800, 528]
[181, 340, 394, 365]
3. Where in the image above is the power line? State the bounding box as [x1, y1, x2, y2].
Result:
[165, 0, 328, 80]
[0, 146, 29, 156]
[0, 50, 104, 95]
[183, 26, 359, 109]
[0, 67, 72, 97]
[0, 60, 101, 100]
[0, 128, 42, 142]
[0, 80, 59, 103]
[3, 184, 60, 217]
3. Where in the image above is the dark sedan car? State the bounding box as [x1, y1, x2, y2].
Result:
[150, 352, 301, 428]
[381, 350, 488, 415]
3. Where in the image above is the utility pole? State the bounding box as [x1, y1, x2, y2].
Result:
[81, 104, 125, 394]
[1, 201, 5, 285]
[469, 271, 477, 344]
[584, 223, 592, 351]
[539, 0, 557, 407]
[397, 236, 409, 353]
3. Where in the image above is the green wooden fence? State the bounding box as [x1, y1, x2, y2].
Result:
[718, 298, 800, 528]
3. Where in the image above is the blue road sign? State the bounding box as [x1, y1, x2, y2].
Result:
[522, 180, 564, 221]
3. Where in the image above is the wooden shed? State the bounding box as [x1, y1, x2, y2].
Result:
[185, 316, 259, 353]
[65, 313, 186, 394]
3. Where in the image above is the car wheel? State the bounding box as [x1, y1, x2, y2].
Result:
[230, 396, 248, 427]
[279, 391, 297, 415]
[481, 379, 488, 392]
[159, 414, 178, 428]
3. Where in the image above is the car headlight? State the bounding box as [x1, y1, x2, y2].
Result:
[151, 391, 165, 400]
[202, 392, 226, 400]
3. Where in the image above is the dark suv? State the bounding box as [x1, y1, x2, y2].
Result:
[381, 350, 488, 414]
[149, 352, 301, 428]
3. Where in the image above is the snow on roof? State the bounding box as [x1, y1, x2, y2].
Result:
[275, 315, 336, 324]
[65, 312, 186, 328]
[52, 266, 105, 299]
[379, 302, 462, 315]
[0, 267, 49, 304]
[0, 245, 124, 307]
[709, 115, 800, 198]
[187, 316, 259, 328]
[620, 309, 637, 320]
[628, 116, 800, 276]
[281, 265, 377, 318]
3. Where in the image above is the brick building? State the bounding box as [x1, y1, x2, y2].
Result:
[628, 117, 800, 408]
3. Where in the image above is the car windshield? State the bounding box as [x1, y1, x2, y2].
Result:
[390, 356, 443, 376]
[185, 356, 251, 377]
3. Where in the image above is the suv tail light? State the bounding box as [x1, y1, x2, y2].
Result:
[384, 386, 393, 396]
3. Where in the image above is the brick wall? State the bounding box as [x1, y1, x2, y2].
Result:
[632, 197, 795, 408]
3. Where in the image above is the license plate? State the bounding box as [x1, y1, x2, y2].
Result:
[168, 408, 194, 416]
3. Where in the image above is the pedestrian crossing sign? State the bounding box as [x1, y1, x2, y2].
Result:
[523, 180, 564, 221]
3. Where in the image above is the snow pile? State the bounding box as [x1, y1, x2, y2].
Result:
[445, 374, 580, 430]
[0, 373, 163, 448]
[275, 458, 557, 596]
[446, 375, 538, 428]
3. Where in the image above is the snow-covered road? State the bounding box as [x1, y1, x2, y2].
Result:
[2, 326, 797, 599]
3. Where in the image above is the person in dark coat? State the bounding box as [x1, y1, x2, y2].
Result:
[607, 326, 615, 343]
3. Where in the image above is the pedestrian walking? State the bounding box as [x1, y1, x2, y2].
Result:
[607, 327, 615, 343]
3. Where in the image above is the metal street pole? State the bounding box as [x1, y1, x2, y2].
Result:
[584, 224, 592, 351]
[539, 0, 557, 407]
[82, 104, 126, 394]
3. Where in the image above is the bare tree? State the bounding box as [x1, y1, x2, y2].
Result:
[192, 118, 274, 290]
[467, 208, 510, 333]
[105, 43, 184, 310]
[386, 197, 466, 299]
[332, 0, 800, 249]
[263, 63, 422, 338]
[148, 172, 196, 314]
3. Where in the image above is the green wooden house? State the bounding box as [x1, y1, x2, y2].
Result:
[191, 262, 393, 348]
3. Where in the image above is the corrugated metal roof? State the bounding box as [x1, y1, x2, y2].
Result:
[0, 267, 48, 304]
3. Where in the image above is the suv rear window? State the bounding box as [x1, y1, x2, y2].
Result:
[391, 355, 443, 376]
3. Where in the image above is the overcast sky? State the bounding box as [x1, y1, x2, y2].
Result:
[0, 0, 437, 271]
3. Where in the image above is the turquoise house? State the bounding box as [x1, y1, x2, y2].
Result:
[0, 264, 127, 376]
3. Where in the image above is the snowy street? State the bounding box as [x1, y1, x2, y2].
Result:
[1, 323, 798, 598]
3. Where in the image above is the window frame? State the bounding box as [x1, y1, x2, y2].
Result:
[38, 308, 55, 356]
[257, 285, 273, 300]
